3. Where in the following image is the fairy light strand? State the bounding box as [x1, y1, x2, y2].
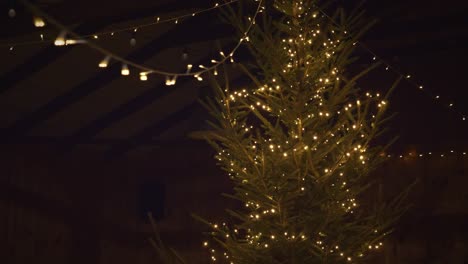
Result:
[1, 0, 239, 48]
[313, 5, 467, 123]
[16, 0, 263, 81]
[386, 149, 467, 160]
[8, 1, 464, 124]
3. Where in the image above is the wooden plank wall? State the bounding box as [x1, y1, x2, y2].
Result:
[1, 144, 467, 263]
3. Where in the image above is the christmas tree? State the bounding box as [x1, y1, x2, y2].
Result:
[198, 0, 408, 263]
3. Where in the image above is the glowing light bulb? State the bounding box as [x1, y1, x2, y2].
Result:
[98, 56, 110, 68]
[195, 74, 203, 81]
[54, 31, 67, 46]
[33, 17, 46, 27]
[165, 76, 177, 86]
[65, 39, 86, 45]
[121, 64, 130, 76]
[186, 64, 193, 74]
[139, 72, 148, 81]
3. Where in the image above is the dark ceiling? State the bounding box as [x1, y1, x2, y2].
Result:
[0, 0, 467, 157]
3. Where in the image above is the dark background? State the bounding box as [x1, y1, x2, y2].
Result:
[0, 0, 467, 263]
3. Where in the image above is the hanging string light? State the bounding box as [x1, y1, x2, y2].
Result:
[64, 38, 86, 45]
[129, 28, 137, 46]
[3, 0, 240, 49]
[14, 0, 262, 85]
[386, 149, 467, 161]
[121, 63, 130, 76]
[53, 30, 66, 46]
[98, 56, 111, 68]
[313, 5, 467, 123]
[139, 72, 148, 81]
[11, 0, 465, 126]
[165, 75, 177, 86]
[33, 16, 45, 27]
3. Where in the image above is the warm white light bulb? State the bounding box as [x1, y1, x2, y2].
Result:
[54, 31, 66, 46]
[165, 76, 177, 86]
[121, 64, 130, 76]
[186, 64, 193, 74]
[98, 56, 110, 68]
[139, 72, 148, 81]
[65, 39, 86, 45]
[194, 74, 203, 81]
[33, 17, 46, 27]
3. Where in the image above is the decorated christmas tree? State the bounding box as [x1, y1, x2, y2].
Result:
[198, 0, 408, 263]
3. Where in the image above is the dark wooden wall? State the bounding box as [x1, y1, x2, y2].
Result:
[1, 143, 467, 264]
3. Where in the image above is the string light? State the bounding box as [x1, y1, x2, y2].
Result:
[121, 63, 130, 76]
[3, 0, 240, 49]
[194, 74, 203, 81]
[98, 56, 110, 68]
[14, 0, 262, 83]
[186, 64, 193, 73]
[385, 149, 467, 161]
[64, 39, 86, 45]
[130, 28, 137, 46]
[9, 0, 467, 126]
[139, 72, 148, 81]
[313, 5, 467, 123]
[53, 30, 66, 46]
[165, 75, 177, 86]
[33, 16, 46, 27]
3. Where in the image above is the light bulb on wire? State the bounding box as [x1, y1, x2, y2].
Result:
[65, 39, 86, 45]
[33, 17, 46, 27]
[54, 30, 67, 46]
[121, 64, 130, 76]
[139, 72, 148, 81]
[194, 74, 203, 81]
[130, 28, 137, 46]
[165, 76, 177, 86]
[98, 56, 111, 68]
